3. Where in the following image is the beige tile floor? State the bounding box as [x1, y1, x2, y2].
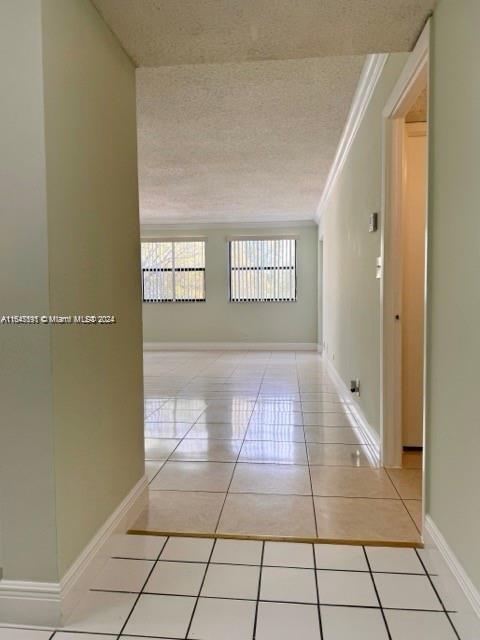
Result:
[133, 351, 423, 545]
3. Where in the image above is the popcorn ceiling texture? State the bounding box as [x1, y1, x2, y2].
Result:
[92, 0, 435, 67]
[92, 0, 435, 224]
[137, 56, 364, 224]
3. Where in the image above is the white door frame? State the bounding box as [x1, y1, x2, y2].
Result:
[380, 21, 430, 472]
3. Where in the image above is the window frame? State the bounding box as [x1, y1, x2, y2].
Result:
[141, 238, 206, 303]
[228, 236, 297, 303]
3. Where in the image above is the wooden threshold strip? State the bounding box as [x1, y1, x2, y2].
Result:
[128, 528, 424, 549]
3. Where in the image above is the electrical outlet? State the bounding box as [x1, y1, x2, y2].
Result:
[350, 379, 360, 395]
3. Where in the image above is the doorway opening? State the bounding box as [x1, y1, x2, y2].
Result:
[380, 23, 429, 537]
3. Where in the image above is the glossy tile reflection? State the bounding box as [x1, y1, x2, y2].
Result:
[135, 350, 422, 544]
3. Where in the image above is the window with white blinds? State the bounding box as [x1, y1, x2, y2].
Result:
[229, 238, 296, 302]
[141, 240, 206, 302]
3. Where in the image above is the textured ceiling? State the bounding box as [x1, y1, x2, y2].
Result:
[137, 56, 365, 224]
[93, 0, 435, 224]
[92, 0, 435, 67]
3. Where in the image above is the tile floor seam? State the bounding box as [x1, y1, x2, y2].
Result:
[296, 352, 319, 538]
[384, 467, 423, 535]
[362, 545, 393, 640]
[414, 547, 462, 639]
[108, 557, 438, 575]
[114, 535, 170, 640]
[401, 495, 422, 535]
[214, 355, 270, 535]
[183, 537, 218, 639]
[312, 541, 325, 640]
[86, 588, 457, 611]
[252, 540, 266, 639]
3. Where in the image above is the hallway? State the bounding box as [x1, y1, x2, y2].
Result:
[3, 0, 480, 635]
[133, 351, 422, 544]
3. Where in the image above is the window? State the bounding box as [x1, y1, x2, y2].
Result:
[229, 237, 296, 302]
[141, 240, 206, 302]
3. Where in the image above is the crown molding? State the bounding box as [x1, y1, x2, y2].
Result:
[144, 341, 317, 352]
[140, 219, 316, 233]
[315, 53, 389, 224]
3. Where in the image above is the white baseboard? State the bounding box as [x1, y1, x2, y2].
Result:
[0, 580, 62, 628]
[144, 341, 317, 352]
[323, 356, 380, 465]
[424, 515, 480, 619]
[0, 474, 148, 627]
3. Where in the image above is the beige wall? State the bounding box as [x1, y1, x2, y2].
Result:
[0, 0, 58, 584]
[321, 1, 480, 592]
[321, 54, 408, 433]
[142, 225, 318, 345]
[42, 0, 144, 577]
[0, 0, 143, 585]
[426, 0, 480, 590]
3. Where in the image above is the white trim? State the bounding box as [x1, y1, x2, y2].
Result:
[141, 220, 316, 233]
[0, 580, 61, 629]
[380, 21, 430, 477]
[323, 356, 381, 466]
[383, 22, 430, 118]
[59, 474, 148, 618]
[380, 116, 405, 469]
[141, 235, 207, 243]
[0, 474, 148, 627]
[315, 53, 389, 223]
[144, 342, 317, 352]
[424, 515, 480, 619]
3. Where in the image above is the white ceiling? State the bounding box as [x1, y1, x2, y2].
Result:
[93, 0, 435, 67]
[93, 0, 435, 225]
[137, 56, 364, 224]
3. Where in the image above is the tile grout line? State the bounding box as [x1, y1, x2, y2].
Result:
[384, 467, 423, 536]
[362, 545, 393, 640]
[91, 591, 455, 605]
[183, 537, 218, 639]
[414, 547, 462, 639]
[312, 542, 325, 640]
[143, 353, 421, 549]
[147, 352, 259, 494]
[213, 354, 270, 535]
[108, 557, 438, 575]
[252, 540, 266, 639]
[142, 487, 418, 502]
[296, 351, 319, 538]
[114, 535, 170, 639]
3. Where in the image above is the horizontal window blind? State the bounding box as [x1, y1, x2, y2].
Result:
[141, 240, 206, 302]
[229, 238, 296, 302]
